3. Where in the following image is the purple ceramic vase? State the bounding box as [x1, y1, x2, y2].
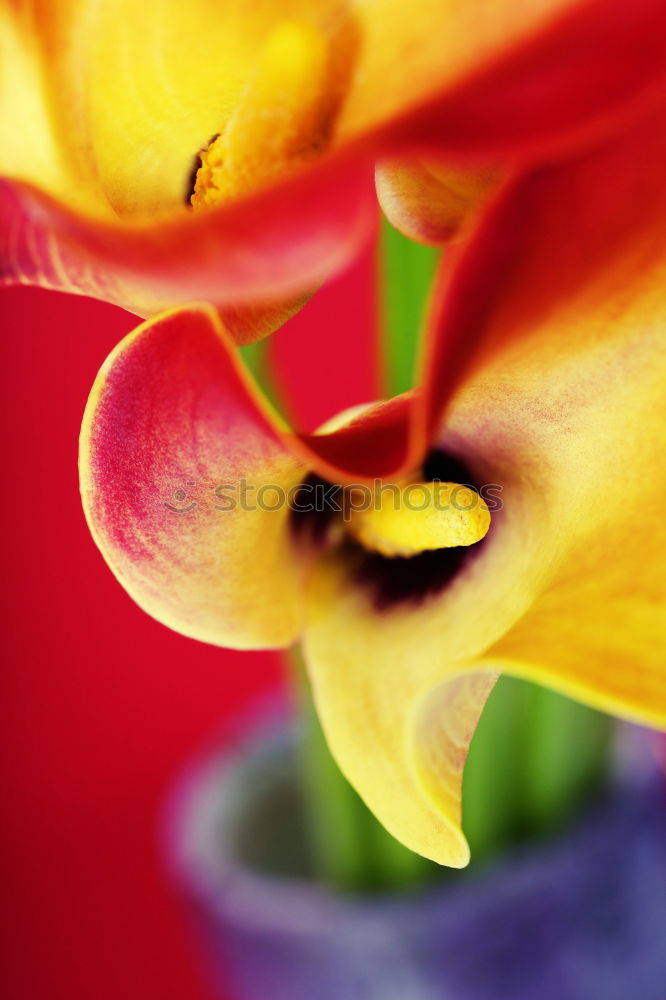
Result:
[164, 713, 666, 1000]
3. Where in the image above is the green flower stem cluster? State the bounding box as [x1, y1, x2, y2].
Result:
[379, 218, 439, 397]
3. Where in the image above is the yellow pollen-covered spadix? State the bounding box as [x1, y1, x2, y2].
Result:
[346, 482, 491, 558]
[191, 21, 330, 208]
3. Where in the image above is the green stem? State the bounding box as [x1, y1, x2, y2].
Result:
[239, 338, 291, 418]
[379, 218, 439, 396]
[521, 685, 613, 836]
[462, 676, 534, 861]
[464, 678, 614, 862]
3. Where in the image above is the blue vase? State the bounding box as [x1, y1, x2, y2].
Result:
[164, 712, 666, 1000]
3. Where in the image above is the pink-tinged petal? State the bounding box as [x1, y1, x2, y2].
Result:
[80, 305, 308, 648]
[0, 153, 376, 343]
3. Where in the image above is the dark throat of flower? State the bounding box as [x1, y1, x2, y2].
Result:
[290, 450, 492, 611]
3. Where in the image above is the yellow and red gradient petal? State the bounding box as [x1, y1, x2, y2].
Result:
[417, 101, 666, 448]
[0, 154, 375, 344]
[0, 4, 86, 211]
[17, 0, 356, 218]
[3, 0, 666, 333]
[8, 0, 665, 214]
[410, 307, 666, 859]
[304, 296, 666, 863]
[80, 304, 308, 649]
[340, 0, 666, 159]
[375, 160, 497, 246]
[292, 106, 666, 483]
[302, 119, 666, 865]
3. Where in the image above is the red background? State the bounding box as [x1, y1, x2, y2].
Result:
[0, 246, 378, 1000]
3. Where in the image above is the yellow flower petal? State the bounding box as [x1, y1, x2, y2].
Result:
[191, 20, 331, 207]
[303, 543, 506, 866]
[0, 4, 91, 212]
[11, 0, 352, 217]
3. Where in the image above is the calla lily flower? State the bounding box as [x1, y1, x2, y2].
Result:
[80, 106, 666, 865]
[3, 0, 666, 341]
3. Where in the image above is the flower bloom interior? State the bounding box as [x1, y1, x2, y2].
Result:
[190, 20, 334, 209]
[290, 465, 490, 561]
[344, 480, 490, 557]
